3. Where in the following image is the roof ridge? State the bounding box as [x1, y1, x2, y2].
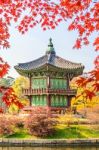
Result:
[56, 55, 82, 65]
[18, 55, 47, 66]
[47, 53, 55, 63]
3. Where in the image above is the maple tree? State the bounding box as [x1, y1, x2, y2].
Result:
[0, 0, 99, 112]
[0, 0, 98, 50]
[76, 55, 99, 99]
[0, 57, 23, 113]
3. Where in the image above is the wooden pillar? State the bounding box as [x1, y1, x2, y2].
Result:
[47, 95, 50, 106]
[47, 76, 50, 106]
[67, 74, 70, 89]
[68, 96, 71, 107]
[29, 74, 32, 106]
[28, 95, 32, 106]
[29, 74, 32, 91]
[47, 76, 50, 88]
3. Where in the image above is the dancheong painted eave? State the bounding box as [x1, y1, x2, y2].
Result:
[14, 38, 84, 76]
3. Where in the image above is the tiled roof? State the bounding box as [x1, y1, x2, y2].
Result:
[14, 38, 84, 75]
[14, 53, 84, 71]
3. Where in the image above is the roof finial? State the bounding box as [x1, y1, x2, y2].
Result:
[48, 38, 53, 47]
[45, 38, 56, 55]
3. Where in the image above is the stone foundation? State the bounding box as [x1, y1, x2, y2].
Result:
[0, 139, 99, 147]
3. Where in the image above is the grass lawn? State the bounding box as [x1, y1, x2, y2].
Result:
[2, 125, 99, 139]
[1, 129, 37, 139]
[6, 132, 33, 139]
[48, 125, 99, 139]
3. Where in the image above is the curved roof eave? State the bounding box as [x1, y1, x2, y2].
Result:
[14, 63, 84, 76]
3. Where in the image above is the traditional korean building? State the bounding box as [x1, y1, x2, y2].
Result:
[14, 38, 84, 112]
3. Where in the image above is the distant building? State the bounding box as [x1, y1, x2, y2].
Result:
[14, 38, 84, 112]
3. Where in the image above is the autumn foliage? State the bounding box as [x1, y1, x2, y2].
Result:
[76, 55, 99, 99]
[25, 107, 57, 137]
[0, 0, 99, 111]
[0, 0, 98, 50]
[0, 57, 23, 112]
[0, 115, 14, 136]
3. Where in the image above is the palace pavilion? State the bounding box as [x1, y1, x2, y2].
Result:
[14, 38, 84, 112]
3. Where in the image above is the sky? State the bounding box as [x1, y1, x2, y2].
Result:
[0, 21, 98, 78]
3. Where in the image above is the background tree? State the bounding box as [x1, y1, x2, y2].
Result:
[12, 76, 29, 105]
[7, 76, 29, 113]
[71, 76, 99, 116]
[0, 58, 23, 113]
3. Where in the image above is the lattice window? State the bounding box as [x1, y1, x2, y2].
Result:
[51, 95, 67, 107]
[51, 79, 67, 89]
[32, 78, 47, 89]
[32, 95, 47, 106]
